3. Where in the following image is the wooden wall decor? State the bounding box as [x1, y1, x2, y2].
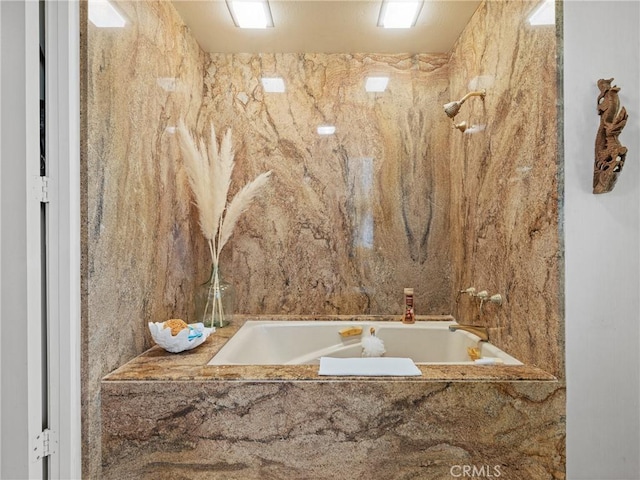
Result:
[593, 78, 628, 194]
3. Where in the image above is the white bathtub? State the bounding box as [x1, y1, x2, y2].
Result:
[208, 321, 522, 366]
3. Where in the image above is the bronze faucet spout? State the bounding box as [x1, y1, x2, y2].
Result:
[448, 324, 489, 342]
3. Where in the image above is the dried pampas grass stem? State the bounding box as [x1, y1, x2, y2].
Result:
[177, 120, 272, 328]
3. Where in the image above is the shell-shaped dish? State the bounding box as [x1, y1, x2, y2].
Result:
[148, 322, 214, 353]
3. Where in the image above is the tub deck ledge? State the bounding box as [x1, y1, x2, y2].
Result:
[103, 315, 556, 382]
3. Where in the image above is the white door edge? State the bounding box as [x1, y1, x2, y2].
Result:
[45, 1, 82, 478]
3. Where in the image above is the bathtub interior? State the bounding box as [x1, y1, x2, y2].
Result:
[207, 320, 523, 366]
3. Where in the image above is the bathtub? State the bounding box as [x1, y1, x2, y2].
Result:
[208, 320, 522, 365]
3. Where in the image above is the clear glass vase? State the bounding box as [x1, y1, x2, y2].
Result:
[195, 266, 235, 328]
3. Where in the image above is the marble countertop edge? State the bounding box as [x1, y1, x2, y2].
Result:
[103, 365, 558, 382]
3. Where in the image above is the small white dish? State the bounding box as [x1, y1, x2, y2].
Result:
[148, 322, 214, 353]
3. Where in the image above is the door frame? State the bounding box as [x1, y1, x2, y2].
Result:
[0, 1, 81, 478]
[44, 1, 82, 478]
[1, 1, 46, 478]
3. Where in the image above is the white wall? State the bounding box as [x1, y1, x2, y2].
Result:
[0, 2, 3, 471]
[44, 1, 83, 477]
[564, 1, 640, 479]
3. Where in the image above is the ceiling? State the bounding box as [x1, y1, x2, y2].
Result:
[171, 1, 482, 54]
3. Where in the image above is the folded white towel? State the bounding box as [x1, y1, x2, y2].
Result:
[318, 357, 422, 376]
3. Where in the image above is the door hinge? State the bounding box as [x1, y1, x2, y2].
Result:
[33, 175, 50, 203]
[33, 428, 57, 461]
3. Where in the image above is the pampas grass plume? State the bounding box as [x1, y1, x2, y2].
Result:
[177, 120, 271, 266]
[177, 120, 216, 241]
[217, 171, 272, 257]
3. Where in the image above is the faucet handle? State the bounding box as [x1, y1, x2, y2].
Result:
[475, 290, 489, 300]
[479, 292, 504, 314]
[456, 287, 476, 303]
[489, 294, 503, 305]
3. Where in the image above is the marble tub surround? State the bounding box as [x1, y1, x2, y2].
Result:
[198, 53, 454, 316]
[102, 322, 564, 479]
[83, 1, 206, 477]
[102, 381, 565, 480]
[104, 315, 555, 382]
[448, 0, 562, 377]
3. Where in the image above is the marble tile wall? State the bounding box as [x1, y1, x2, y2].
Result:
[82, 1, 206, 477]
[197, 53, 454, 316]
[448, 1, 562, 376]
[84, 0, 564, 477]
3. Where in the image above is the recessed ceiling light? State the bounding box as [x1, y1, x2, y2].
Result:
[261, 77, 285, 93]
[317, 125, 336, 135]
[227, 0, 274, 29]
[365, 76, 390, 92]
[88, 0, 126, 28]
[528, 0, 555, 26]
[378, 1, 423, 29]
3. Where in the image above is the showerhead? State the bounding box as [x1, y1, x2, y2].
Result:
[443, 89, 486, 119]
[443, 101, 462, 119]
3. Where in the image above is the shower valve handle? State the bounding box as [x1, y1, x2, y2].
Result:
[475, 290, 489, 300]
[489, 294, 503, 305]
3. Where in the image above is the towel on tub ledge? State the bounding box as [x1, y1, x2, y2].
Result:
[318, 357, 422, 376]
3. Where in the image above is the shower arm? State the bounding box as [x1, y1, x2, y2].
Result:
[443, 89, 486, 119]
[457, 89, 486, 106]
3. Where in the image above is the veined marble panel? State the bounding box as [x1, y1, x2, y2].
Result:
[83, 1, 206, 477]
[448, 1, 562, 376]
[197, 53, 453, 316]
[102, 379, 565, 480]
[86, 0, 564, 477]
